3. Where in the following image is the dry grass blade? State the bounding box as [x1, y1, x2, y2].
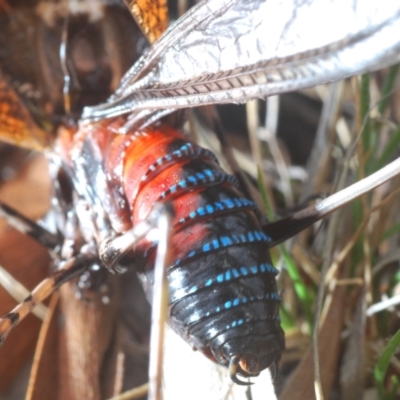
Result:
[339, 287, 366, 400]
[279, 276, 347, 400]
[196, 106, 266, 211]
[367, 294, 400, 316]
[107, 383, 149, 400]
[0, 265, 48, 320]
[148, 206, 172, 400]
[247, 99, 275, 211]
[301, 82, 344, 202]
[26, 293, 60, 400]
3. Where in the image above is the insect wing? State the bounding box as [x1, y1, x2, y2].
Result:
[0, 77, 50, 150]
[83, 0, 400, 124]
[124, 0, 168, 43]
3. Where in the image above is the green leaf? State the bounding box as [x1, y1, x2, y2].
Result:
[374, 328, 400, 399]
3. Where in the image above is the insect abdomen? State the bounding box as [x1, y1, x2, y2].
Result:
[114, 125, 284, 378]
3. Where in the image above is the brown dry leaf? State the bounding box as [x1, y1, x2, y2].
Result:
[339, 287, 367, 400]
[0, 152, 51, 394]
[279, 282, 346, 400]
[0, 230, 50, 393]
[58, 278, 121, 400]
[0, 154, 50, 231]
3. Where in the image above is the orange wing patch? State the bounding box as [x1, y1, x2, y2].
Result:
[124, 0, 168, 43]
[0, 79, 50, 151]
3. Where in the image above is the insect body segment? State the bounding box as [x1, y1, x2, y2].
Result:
[72, 121, 284, 383]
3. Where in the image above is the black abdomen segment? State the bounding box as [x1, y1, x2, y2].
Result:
[167, 213, 281, 363]
[135, 133, 284, 368]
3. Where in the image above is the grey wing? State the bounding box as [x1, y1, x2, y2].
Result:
[82, 0, 400, 127]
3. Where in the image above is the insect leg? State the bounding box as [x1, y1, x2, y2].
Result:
[264, 156, 400, 247]
[99, 202, 174, 399]
[0, 201, 61, 251]
[99, 202, 174, 273]
[0, 254, 93, 345]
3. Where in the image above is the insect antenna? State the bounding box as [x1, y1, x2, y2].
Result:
[0, 254, 94, 345]
[0, 201, 61, 252]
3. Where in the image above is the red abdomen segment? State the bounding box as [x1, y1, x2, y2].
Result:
[77, 122, 284, 380]
[122, 127, 246, 267]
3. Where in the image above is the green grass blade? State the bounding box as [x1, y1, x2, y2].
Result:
[378, 64, 400, 115]
[361, 73, 372, 155]
[381, 222, 400, 242]
[376, 125, 400, 171]
[279, 305, 296, 330]
[257, 166, 274, 221]
[374, 328, 400, 399]
[257, 167, 315, 331]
